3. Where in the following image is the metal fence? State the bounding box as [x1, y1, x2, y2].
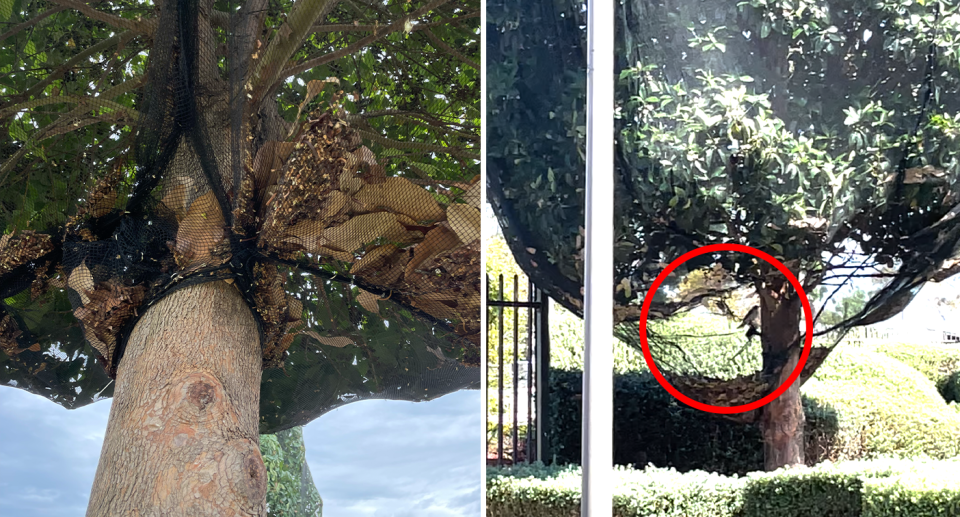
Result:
[837, 326, 960, 346]
[486, 274, 550, 466]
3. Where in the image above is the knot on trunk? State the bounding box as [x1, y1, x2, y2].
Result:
[220, 438, 267, 514]
[174, 372, 228, 425]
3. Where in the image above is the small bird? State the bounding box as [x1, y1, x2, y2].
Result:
[739, 305, 761, 341]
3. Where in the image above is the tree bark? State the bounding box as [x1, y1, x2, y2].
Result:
[86, 281, 266, 516]
[758, 283, 805, 471]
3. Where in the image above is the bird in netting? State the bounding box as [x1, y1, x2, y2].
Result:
[740, 305, 761, 341]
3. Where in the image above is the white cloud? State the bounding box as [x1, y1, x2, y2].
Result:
[0, 386, 481, 517]
[303, 390, 481, 516]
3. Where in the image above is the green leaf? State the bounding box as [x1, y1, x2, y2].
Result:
[0, 0, 12, 22]
[9, 124, 27, 142]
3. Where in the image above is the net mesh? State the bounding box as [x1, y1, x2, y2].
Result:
[487, 0, 960, 411]
[0, 0, 480, 433]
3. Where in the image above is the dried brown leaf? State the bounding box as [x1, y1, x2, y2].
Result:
[315, 247, 355, 262]
[339, 170, 363, 195]
[68, 261, 93, 304]
[413, 292, 460, 320]
[904, 165, 947, 184]
[286, 295, 303, 323]
[291, 79, 340, 135]
[282, 219, 327, 253]
[322, 213, 420, 253]
[89, 190, 117, 218]
[462, 181, 481, 209]
[321, 190, 351, 219]
[302, 331, 354, 348]
[175, 191, 225, 267]
[350, 244, 399, 276]
[405, 225, 460, 277]
[357, 289, 381, 315]
[355, 177, 445, 222]
[161, 176, 194, 222]
[447, 203, 480, 244]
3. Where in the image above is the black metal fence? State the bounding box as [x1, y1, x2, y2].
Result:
[486, 274, 549, 466]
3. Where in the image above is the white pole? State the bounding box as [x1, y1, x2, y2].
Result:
[582, 0, 614, 515]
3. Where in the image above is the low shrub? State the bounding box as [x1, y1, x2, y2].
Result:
[547, 345, 960, 473]
[547, 369, 764, 474]
[870, 341, 960, 404]
[802, 346, 960, 461]
[487, 459, 960, 517]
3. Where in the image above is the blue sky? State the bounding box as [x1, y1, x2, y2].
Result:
[0, 387, 480, 517]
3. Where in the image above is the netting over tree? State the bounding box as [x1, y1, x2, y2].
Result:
[488, 0, 960, 469]
[1, 0, 480, 436]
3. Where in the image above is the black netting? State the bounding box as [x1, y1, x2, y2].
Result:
[1, 0, 480, 432]
[487, 0, 960, 411]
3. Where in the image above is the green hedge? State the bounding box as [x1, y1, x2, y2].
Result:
[802, 346, 960, 461]
[871, 341, 960, 404]
[487, 459, 960, 517]
[547, 369, 765, 474]
[547, 345, 960, 474]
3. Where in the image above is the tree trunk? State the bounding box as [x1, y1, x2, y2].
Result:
[758, 284, 805, 471]
[86, 281, 266, 516]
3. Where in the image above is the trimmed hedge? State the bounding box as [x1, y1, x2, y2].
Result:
[871, 341, 960, 404]
[487, 459, 960, 517]
[547, 369, 765, 474]
[547, 345, 960, 474]
[802, 346, 960, 461]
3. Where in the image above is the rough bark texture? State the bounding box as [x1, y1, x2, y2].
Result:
[86, 281, 266, 516]
[758, 283, 805, 471]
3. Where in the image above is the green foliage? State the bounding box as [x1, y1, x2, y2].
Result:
[871, 341, 960, 401]
[487, 0, 960, 331]
[1, 0, 479, 233]
[1, 0, 480, 414]
[260, 427, 323, 517]
[549, 304, 650, 374]
[547, 369, 764, 474]
[487, 458, 960, 517]
[259, 276, 470, 432]
[813, 286, 870, 329]
[802, 345, 960, 460]
[546, 342, 960, 473]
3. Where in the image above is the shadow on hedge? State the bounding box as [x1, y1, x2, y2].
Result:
[548, 370, 844, 476]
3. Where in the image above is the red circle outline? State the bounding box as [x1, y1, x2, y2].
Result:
[638, 243, 813, 414]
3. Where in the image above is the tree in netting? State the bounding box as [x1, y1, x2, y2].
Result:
[0, 0, 479, 512]
[260, 426, 323, 517]
[488, 0, 960, 470]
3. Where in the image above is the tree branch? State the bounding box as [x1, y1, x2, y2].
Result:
[0, 93, 137, 119]
[0, 7, 67, 42]
[250, 0, 337, 103]
[344, 110, 478, 141]
[422, 27, 477, 69]
[0, 83, 140, 178]
[277, 0, 451, 84]
[354, 128, 477, 161]
[47, 0, 157, 34]
[310, 10, 477, 35]
[6, 32, 135, 104]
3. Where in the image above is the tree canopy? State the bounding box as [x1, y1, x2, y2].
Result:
[1, 0, 480, 432]
[488, 0, 960, 349]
